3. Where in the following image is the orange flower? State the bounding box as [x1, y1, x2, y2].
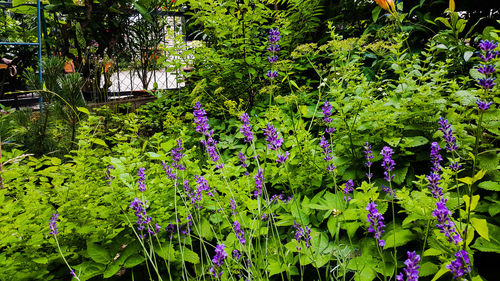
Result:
[374, 0, 396, 13]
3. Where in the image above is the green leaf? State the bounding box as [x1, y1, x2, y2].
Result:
[477, 153, 499, 171]
[453, 90, 476, 106]
[463, 195, 480, 212]
[472, 237, 500, 254]
[155, 244, 176, 261]
[269, 259, 287, 276]
[431, 265, 449, 281]
[372, 6, 382, 22]
[382, 228, 416, 248]
[420, 262, 439, 277]
[147, 152, 161, 158]
[103, 262, 121, 278]
[401, 136, 428, 148]
[458, 177, 473, 185]
[424, 248, 443, 256]
[182, 247, 200, 264]
[87, 242, 111, 264]
[463, 51, 474, 62]
[123, 254, 144, 268]
[77, 107, 90, 115]
[91, 138, 108, 147]
[133, 2, 152, 22]
[478, 181, 500, 191]
[470, 218, 489, 241]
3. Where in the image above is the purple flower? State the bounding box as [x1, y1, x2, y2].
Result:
[161, 162, 177, 180]
[322, 101, 333, 123]
[446, 250, 471, 279]
[432, 198, 462, 244]
[364, 142, 374, 167]
[70, 269, 76, 278]
[234, 221, 246, 245]
[293, 221, 311, 250]
[430, 142, 442, 173]
[438, 118, 458, 152]
[381, 185, 396, 198]
[253, 169, 264, 198]
[266, 70, 278, 79]
[320, 136, 333, 161]
[276, 151, 289, 164]
[263, 123, 284, 150]
[477, 77, 496, 89]
[209, 244, 227, 278]
[426, 173, 443, 199]
[106, 165, 115, 185]
[479, 40, 498, 52]
[477, 64, 496, 75]
[49, 211, 59, 235]
[450, 161, 462, 171]
[269, 28, 280, 44]
[200, 136, 220, 163]
[325, 127, 336, 134]
[396, 251, 420, 281]
[195, 175, 216, 197]
[233, 249, 241, 260]
[267, 45, 281, 52]
[366, 202, 385, 247]
[381, 146, 396, 182]
[238, 152, 248, 168]
[476, 99, 493, 111]
[478, 51, 499, 62]
[171, 138, 185, 170]
[230, 198, 237, 215]
[138, 168, 146, 192]
[268, 55, 278, 63]
[240, 113, 254, 143]
[130, 198, 153, 235]
[193, 102, 210, 135]
[343, 180, 354, 202]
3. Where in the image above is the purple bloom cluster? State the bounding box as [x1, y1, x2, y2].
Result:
[238, 152, 248, 168]
[477, 40, 497, 92]
[263, 123, 284, 150]
[426, 173, 443, 199]
[447, 250, 471, 279]
[138, 167, 146, 192]
[366, 202, 385, 247]
[381, 185, 396, 198]
[276, 151, 289, 164]
[476, 99, 493, 111]
[438, 118, 458, 152]
[234, 221, 246, 245]
[396, 251, 420, 281]
[106, 165, 115, 185]
[196, 175, 216, 197]
[266, 28, 280, 80]
[130, 198, 159, 237]
[49, 211, 59, 235]
[184, 176, 216, 208]
[322, 101, 333, 123]
[293, 221, 311, 250]
[320, 135, 335, 172]
[268, 194, 293, 204]
[253, 169, 264, 198]
[430, 142, 442, 173]
[381, 146, 396, 182]
[171, 138, 185, 170]
[232, 249, 241, 260]
[432, 198, 462, 244]
[161, 161, 177, 180]
[230, 198, 237, 215]
[240, 113, 254, 143]
[193, 102, 220, 163]
[209, 244, 227, 278]
[364, 142, 374, 180]
[343, 180, 354, 202]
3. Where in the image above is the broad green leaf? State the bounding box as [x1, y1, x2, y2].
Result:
[155, 244, 176, 261]
[77, 107, 90, 115]
[103, 262, 121, 278]
[91, 138, 108, 147]
[431, 265, 449, 281]
[123, 254, 144, 268]
[463, 195, 480, 212]
[401, 136, 428, 148]
[424, 248, 443, 256]
[472, 237, 500, 254]
[478, 181, 500, 191]
[383, 228, 416, 248]
[470, 218, 489, 241]
[458, 177, 473, 186]
[182, 247, 200, 264]
[420, 262, 439, 277]
[87, 242, 111, 264]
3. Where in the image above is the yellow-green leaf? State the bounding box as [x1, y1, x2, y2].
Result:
[463, 195, 480, 212]
[77, 107, 90, 115]
[449, 0, 455, 12]
[471, 218, 489, 241]
[431, 265, 449, 281]
[458, 177, 473, 185]
[91, 138, 108, 147]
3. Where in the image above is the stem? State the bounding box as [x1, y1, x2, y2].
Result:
[53, 235, 81, 281]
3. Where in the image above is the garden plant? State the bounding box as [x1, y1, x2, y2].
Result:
[0, 0, 499, 281]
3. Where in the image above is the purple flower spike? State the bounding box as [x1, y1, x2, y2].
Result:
[263, 123, 284, 150]
[432, 198, 462, 244]
[438, 117, 458, 152]
[253, 169, 264, 198]
[230, 198, 237, 215]
[209, 244, 227, 278]
[478, 40, 498, 52]
[364, 142, 374, 168]
[396, 251, 420, 281]
[268, 55, 279, 63]
[138, 167, 146, 192]
[269, 28, 280, 44]
[447, 250, 471, 279]
[366, 202, 385, 247]
[381, 185, 396, 198]
[293, 221, 311, 250]
[478, 51, 499, 62]
[70, 269, 76, 278]
[476, 99, 493, 111]
[232, 249, 241, 260]
[240, 113, 254, 143]
[477, 64, 496, 75]
[276, 151, 290, 164]
[193, 102, 210, 135]
[430, 142, 442, 173]
[322, 101, 333, 123]
[49, 211, 59, 235]
[130, 198, 153, 235]
[266, 70, 279, 79]
[426, 173, 443, 199]
[343, 180, 354, 202]
[381, 146, 396, 182]
[234, 221, 246, 245]
[238, 152, 248, 167]
[325, 127, 336, 134]
[477, 77, 496, 89]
